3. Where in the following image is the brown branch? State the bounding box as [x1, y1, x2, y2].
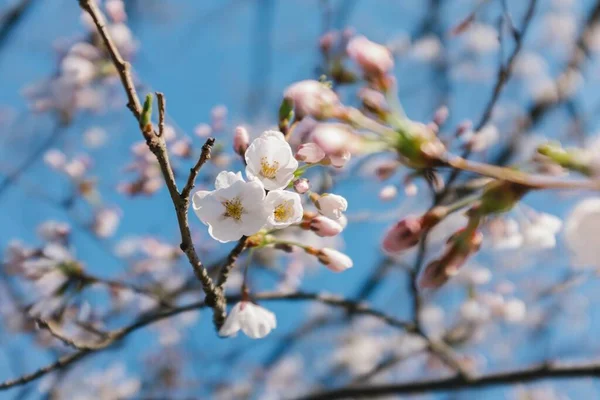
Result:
[216, 236, 248, 288]
[181, 136, 216, 200]
[437, 0, 538, 201]
[297, 361, 600, 400]
[77, 0, 225, 328]
[0, 290, 413, 390]
[35, 319, 113, 351]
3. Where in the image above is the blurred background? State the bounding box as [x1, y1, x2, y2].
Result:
[1, 0, 600, 398]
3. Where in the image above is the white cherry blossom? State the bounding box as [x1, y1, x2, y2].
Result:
[219, 301, 277, 339]
[245, 131, 298, 190]
[565, 198, 600, 268]
[265, 190, 303, 229]
[192, 172, 269, 243]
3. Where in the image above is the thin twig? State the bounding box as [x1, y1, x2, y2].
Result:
[437, 0, 538, 201]
[36, 319, 113, 351]
[216, 236, 248, 288]
[181, 137, 216, 200]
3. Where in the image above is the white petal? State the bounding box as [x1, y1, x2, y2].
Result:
[265, 190, 303, 229]
[219, 302, 244, 337]
[239, 303, 276, 339]
[215, 171, 244, 190]
[261, 130, 286, 142]
[208, 218, 245, 243]
[192, 191, 222, 227]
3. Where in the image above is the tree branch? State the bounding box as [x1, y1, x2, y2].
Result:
[297, 361, 600, 400]
[77, 0, 226, 328]
[0, 290, 412, 390]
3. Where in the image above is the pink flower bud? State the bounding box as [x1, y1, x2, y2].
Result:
[455, 120, 473, 137]
[317, 248, 353, 272]
[284, 80, 340, 120]
[327, 150, 351, 168]
[319, 31, 338, 54]
[382, 216, 423, 254]
[375, 160, 400, 180]
[358, 87, 388, 113]
[310, 123, 351, 155]
[314, 193, 348, 220]
[310, 216, 343, 237]
[419, 229, 483, 289]
[296, 143, 325, 163]
[346, 35, 394, 77]
[233, 126, 250, 156]
[293, 178, 310, 194]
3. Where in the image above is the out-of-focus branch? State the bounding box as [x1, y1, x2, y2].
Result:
[0, 0, 35, 51]
[35, 319, 113, 351]
[298, 361, 600, 400]
[438, 0, 538, 199]
[493, 1, 600, 166]
[0, 290, 413, 390]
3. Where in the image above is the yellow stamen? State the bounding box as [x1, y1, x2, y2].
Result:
[222, 197, 245, 221]
[260, 157, 279, 179]
[274, 200, 294, 222]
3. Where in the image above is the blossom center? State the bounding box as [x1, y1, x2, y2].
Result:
[260, 157, 279, 179]
[222, 197, 245, 221]
[274, 200, 294, 222]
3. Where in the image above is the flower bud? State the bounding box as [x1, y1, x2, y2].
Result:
[313, 193, 348, 220]
[478, 181, 529, 216]
[140, 94, 153, 133]
[233, 126, 250, 156]
[296, 143, 325, 163]
[396, 121, 446, 168]
[419, 229, 483, 289]
[310, 123, 351, 155]
[536, 142, 592, 176]
[319, 31, 338, 54]
[346, 35, 394, 78]
[283, 80, 340, 120]
[381, 216, 422, 254]
[293, 178, 310, 194]
[310, 215, 343, 237]
[455, 120, 473, 137]
[326, 150, 351, 168]
[375, 160, 400, 180]
[358, 87, 388, 114]
[317, 248, 353, 272]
